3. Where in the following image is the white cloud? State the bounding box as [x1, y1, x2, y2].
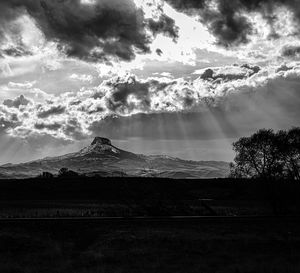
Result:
[0, 62, 299, 142]
[8, 81, 36, 89]
[152, 72, 174, 78]
[70, 73, 93, 83]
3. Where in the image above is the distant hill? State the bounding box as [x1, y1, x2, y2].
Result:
[0, 137, 230, 179]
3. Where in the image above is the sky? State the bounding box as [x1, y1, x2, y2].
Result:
[0, 0, 300, 164]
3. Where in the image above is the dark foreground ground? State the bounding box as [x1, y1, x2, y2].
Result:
[0, 218, 300, 273]
[0, 177, 299, 272]
[0, 177, 299, 217]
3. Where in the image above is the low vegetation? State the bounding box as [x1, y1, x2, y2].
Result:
[0, 177, 299, 217]
[0, 219, 299, 273]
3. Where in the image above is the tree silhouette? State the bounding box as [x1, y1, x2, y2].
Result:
[58, 168, 69, 176]
[230, 128, 300, 180]
[285, 127, 300, 180]
[40, 172, 54, 179]
[58, 168, 79, 178]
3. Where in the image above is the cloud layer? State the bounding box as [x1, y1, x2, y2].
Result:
[165, 0, 300, 47]
[1, 62, 299, 142]
[0, 0, 178, 62]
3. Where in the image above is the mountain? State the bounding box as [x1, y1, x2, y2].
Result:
[0, 137, 230, 179]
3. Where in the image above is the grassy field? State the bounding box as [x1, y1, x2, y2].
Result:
[0, 177, 299, 217]
[0, 219, 300, 273]
[0, 199, 275, 218]
[0, 178, 299, 272]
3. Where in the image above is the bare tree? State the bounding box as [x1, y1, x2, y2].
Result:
[230, 128, 300, 180]
[285, 127, 300, 180]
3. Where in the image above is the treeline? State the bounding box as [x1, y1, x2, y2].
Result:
[230, 127, 300, 180]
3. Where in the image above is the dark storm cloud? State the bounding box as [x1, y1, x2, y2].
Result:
[1, 47, 32, 58]
[156, 48, 163, 56]
[149, 79, 176, 90]
[165, 0, 206, 12]
[281, 45, 300, 57]
[183, 94, 195, 107]
[165, 0, 300, 47]
[204, 3, 252, 47]
[0, 117, 17, 132]
[0, 0, 178, 62]
[276, 64, 293, 73]
[106, 76, 150, 112]
[165, 0, 253, 46]
[3, 95, 30, 108]
[199, 64, 261, 82]
[148, 14, 179, 41]
[37, 105, 65, 118]
[34, 122, 61, 131]
[240, 64, 260, 74]
[0, 109, 21, 132]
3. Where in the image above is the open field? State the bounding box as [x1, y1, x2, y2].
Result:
[0, 199, 276, 218]
[0, 199, 290, 218]
[0, 177, 299, 218]
[0, 177, 299, 272]
[0, 218, 300, 273]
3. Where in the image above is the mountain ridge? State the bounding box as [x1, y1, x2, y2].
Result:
[0, 137, 230, 179]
